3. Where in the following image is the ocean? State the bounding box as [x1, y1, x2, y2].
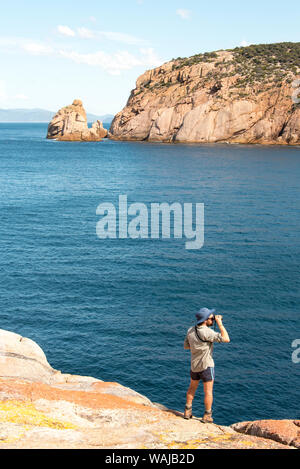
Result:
[0, 123, 299, 425]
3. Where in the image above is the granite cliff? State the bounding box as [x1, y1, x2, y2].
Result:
[110, 42, 300, 144]
[47, 99, 108, 141]
[0, 329, 298, 449]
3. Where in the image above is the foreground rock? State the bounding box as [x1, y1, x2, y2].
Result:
[0, 329, 296, 449]
[47, 99, 108, 141]
[110, 42, 300, 144]
[232, 420, 300, 449]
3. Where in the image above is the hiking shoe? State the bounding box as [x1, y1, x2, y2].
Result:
[201, 410, 213, 423]
[184, 405, 192, 419]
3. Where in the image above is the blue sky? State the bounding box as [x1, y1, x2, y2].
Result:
[0, 0, 299, 115]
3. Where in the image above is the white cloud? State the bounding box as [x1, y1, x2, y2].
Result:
[0, 33, 161, 76]
[57, 25, 76, 37]
[77, 27, 95, 39]
[101, 31, 147, 45]
[89, 16, 97, 23]
[240, 40, 250, 47]
[176, 9, 191, 20]
[14, 93, 29, 100]
[140, 47, 161, 67]
[0, 37, 19, 47]
[22, 41, 53, 55]
[0, 37, 53, 55]
[77, 27, 148, 46]
[103, 31, 148, 46]
[58, 49, 122, 73]
[59, 47, 161, 75]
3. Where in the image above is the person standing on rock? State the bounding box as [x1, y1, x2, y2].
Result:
[183, 308, 230, 423]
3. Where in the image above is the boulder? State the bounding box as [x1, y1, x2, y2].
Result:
[231, 419, 300, 448]
[0, 329, 56, 383]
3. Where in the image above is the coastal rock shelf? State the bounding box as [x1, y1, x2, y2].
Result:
[110, 42, 300, 145]
[0, 329, 298, 449]
[47, 99, 108, 142]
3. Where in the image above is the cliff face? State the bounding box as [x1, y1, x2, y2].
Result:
[47, 99, 108, 141]
[0, 329, 298, 449]
[110, 43, 300, 144]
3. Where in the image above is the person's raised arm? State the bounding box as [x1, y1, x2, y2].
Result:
[215, 315, 230, 343]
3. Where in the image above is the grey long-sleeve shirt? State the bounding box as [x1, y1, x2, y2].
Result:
[184, 325, 225, 372]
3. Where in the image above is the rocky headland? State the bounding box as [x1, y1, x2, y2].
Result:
[47, 99, 108, 141]
[0, 329, 298, 449]
[110, 42, 300, 144]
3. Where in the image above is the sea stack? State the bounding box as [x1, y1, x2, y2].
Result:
[110, 42, 300, 145]
[47, 99, 108, 141]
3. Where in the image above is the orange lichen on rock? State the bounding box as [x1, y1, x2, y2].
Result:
[0, 378, 154, 412]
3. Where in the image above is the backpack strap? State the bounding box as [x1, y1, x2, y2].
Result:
[194, 326, 209, 343]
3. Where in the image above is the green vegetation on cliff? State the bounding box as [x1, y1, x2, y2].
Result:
[228, 42, 300, 85]
[173, 42, 300, 86]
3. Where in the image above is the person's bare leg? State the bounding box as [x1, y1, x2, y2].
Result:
[203, 380, 214, 411]
[186, 379, 200, 406]
[202, 380, 214, 423]
[184, 379, 199, 419]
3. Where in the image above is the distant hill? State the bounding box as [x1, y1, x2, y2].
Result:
[0, 108, 114, 124]
[92, 113, 114, 124]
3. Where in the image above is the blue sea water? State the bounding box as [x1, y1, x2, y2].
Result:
[0, 123, 299, 426]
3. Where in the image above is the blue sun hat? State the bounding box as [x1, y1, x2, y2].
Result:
[195, 307, 216, 325]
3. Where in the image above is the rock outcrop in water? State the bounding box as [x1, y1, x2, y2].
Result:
[0, 329, 297, 449]
[47, 99, 108, 141]
[110, 42, 300, 145]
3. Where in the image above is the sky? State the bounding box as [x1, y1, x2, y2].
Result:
[0, 0, 299, 116]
